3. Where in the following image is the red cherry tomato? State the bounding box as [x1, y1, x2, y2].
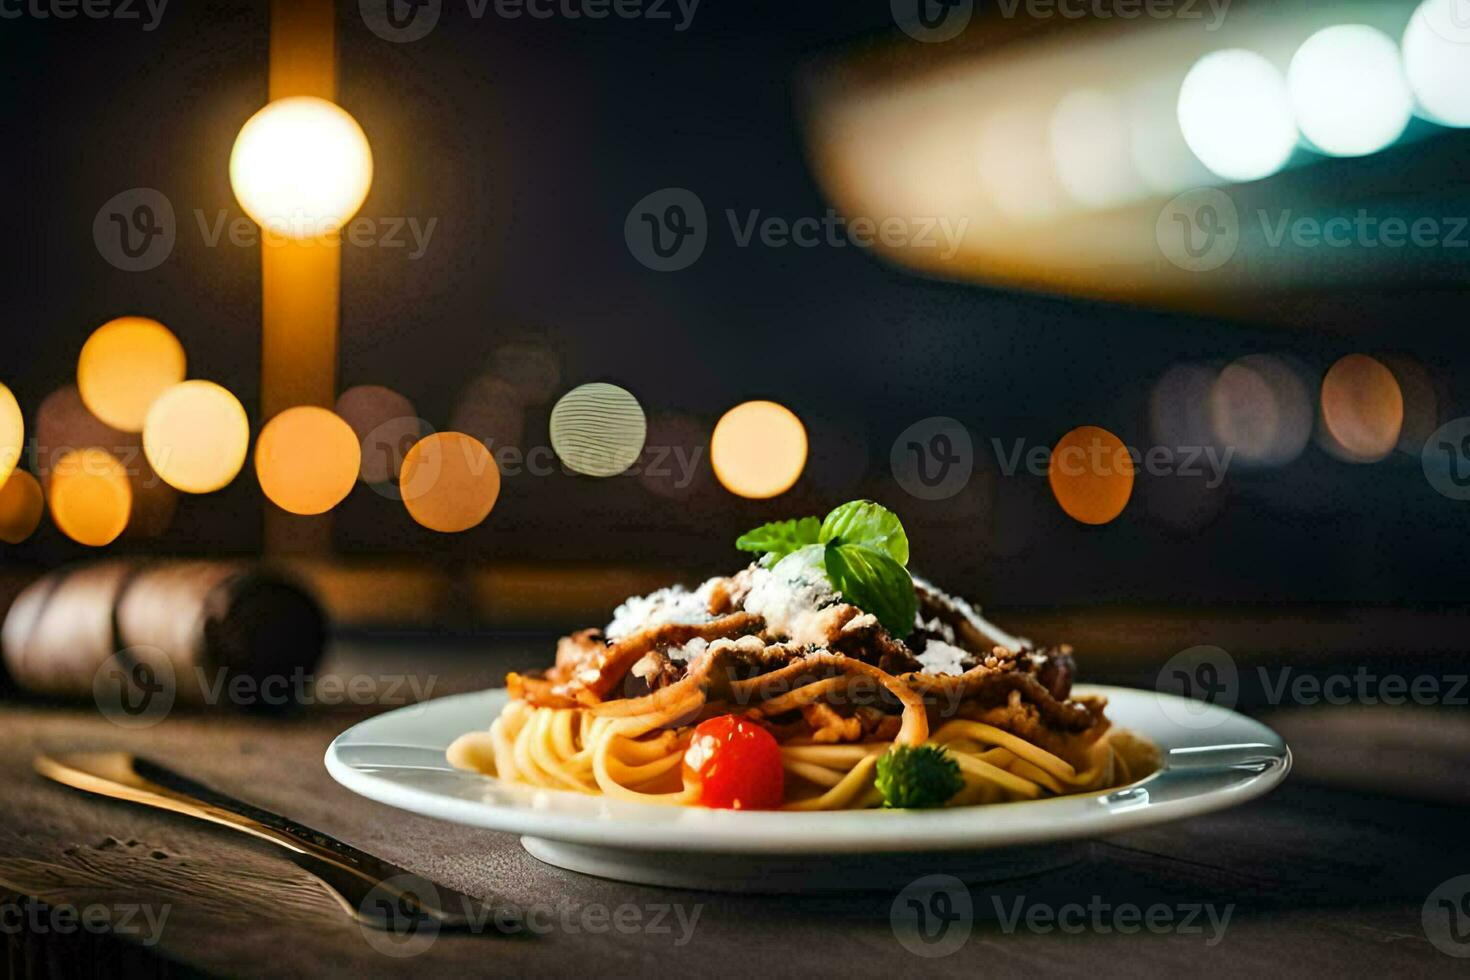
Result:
[683, 715, 785, 810]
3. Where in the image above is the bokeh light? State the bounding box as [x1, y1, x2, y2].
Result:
[255, 407, 362, 515]
[0, 470, 44, 544]
[1150, 363, 1220, 452]
[336, 385, 420, 484]
[230, 96, 374, 239]
[34, 385, 177, 539]
[1048, 425, 1134, 526]
[0, 382, 21, 491]
[1378, 354, 1440, 454]
[549, 383, 647, 478]
[1048, 89, 1143, 209]
[48, 448, 132, 547]
[1319, 354, 1404, 463]
[452, 375, 525, 453]
[1178, 50, 1298, 182]
[76, 317, 186, 433]
[1287, 26, 1413, 157]
[1211, 355, 1313, 466]
[143, 381, 250, 494]
[489, 341, 562, 405]
[710, 400, 808, 499]
[638, 414, 711, 500]
[977, 105, 1064, 223]
[1402, 0, 1470, 127]
[400, 432, 501, 533]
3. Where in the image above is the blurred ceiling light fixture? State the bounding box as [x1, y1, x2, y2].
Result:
[1210, 354, 1313, 467]
[710, 401, 808, 499]
[1319, 354, 1405, 463]
[799, 0, 1440, 307]
[1287, 25, 1414, 157]
[230, 96, 374, 239]
[76, 317, 186, 433]
[1177, 50, 1298, 183]
[1402, 0, 1470, 127]
[255, 406, 362, 515]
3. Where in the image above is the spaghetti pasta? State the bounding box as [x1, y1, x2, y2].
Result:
[449, 505, 1158, 810]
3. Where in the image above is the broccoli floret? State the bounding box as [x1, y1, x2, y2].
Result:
[874, 744, 964, 808]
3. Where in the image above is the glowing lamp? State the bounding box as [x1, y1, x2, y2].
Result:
[229, 96, 374, 239]
[400, 432, 501, 533]
[0, 469, 43, 544]
[143, 381, 250, 494]
[0, 382, 21, 491]
[710, 401, 808, 499]
[49, 448, 132, 547]
[76, 317, 186, 433]
[1049, 426, 1134, 526]
[255, 407, 361, 515]
[1178, 50, 1298, 182]
[1287, 26, 1413, 157]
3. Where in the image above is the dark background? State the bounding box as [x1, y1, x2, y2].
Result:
[2, 0, 1468, 608]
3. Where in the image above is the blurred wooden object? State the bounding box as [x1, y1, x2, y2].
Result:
[0, 562, 326, 707]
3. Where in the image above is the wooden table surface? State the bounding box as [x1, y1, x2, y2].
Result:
[2, 634, 1468, 978]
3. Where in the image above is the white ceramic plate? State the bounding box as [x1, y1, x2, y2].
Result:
[326, 685, 1290, 890]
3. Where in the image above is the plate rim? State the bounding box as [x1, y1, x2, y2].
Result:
[325, 684, 1291, 854]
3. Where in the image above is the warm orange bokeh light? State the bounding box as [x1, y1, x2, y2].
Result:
[255, 406, 361, 515]
[400, 432, 501, 533]
[143, 381, 250, 494]
[1320, 354, 1404, 463]
[48, 448, 132, 547]
[710, 401, 807, 499]
[1048, 425, 1134, 525]
[77, 317, 186, 433]
[0, 382, 21, 491]
[0, 469, 44, 543]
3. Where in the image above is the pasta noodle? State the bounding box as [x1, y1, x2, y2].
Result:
[447, 557, 1159, 810]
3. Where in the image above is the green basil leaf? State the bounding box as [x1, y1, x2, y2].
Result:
[818, 500, 909, 566]
[823, 541, 917, 637]
[735, 517, 821, 563]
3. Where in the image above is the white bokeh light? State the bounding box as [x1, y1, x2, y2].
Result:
[230, 96, 375, 239]
[1288, 26, 1414, 156]
[1178, 50, 1299, 183]
[1402, 0, 1470, 127]
[1048, 89, 1145, 209]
